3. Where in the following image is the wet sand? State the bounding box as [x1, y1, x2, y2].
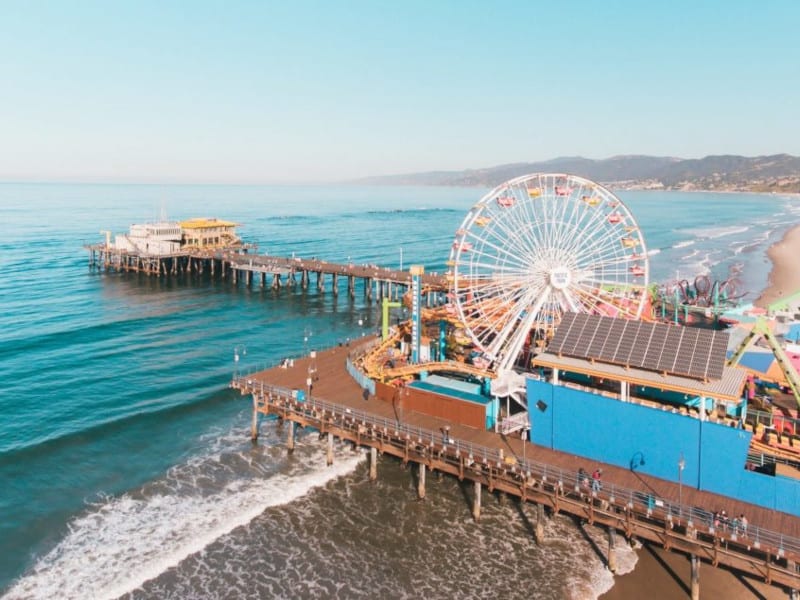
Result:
[599, 541, 785, 600]
[754, 223, 800, 308]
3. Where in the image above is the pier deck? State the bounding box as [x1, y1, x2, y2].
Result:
[85, 244, 447, 298]
[233, 338, 800, 595]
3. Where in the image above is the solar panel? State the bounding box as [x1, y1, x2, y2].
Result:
[669, 327, 693, 375]
[586, 317, 613, 359]
[546, 313, 729, 381]
[614, 320, 641, 366]
[642, 322, 668, 370]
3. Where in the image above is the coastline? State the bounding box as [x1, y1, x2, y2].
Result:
[754, 223, 800, 308]
[598, 541, 784, 600]
[601, 225, 800, 599]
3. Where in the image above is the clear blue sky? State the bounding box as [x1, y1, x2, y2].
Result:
[1, 1, 798, 184]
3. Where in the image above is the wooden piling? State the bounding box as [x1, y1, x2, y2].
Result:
[473, 480, 481, 521]
[369, 446, 378, 481]
[251, 396, 259, 442]
[691, 553, 700, 600]
[327, 432, 334, 466]
[607, 526, 618, 573]
[535, 503, 545, 544]
[287, 420, 295, 454]
[418, 463, 426, 499]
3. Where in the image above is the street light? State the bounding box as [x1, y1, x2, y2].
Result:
[678, 453, 686, 518]
[233, 344, 247, 363]
[522, 421, 530, 467]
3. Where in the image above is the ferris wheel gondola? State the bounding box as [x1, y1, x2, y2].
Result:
[448, 173, 649, 373]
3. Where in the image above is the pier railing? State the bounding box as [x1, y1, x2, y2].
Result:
[232, 376, 800, 570]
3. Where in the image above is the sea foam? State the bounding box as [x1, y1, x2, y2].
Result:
[4, 436, 365, 600]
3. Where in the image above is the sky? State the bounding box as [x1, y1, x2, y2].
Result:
[1, 1, 799, 184]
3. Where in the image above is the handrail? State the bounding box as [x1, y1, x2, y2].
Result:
[232, 375, 800, 560]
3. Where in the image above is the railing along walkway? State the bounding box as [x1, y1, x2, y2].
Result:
[232, 376, 800, 589]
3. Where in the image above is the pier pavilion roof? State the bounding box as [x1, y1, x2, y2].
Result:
[179, 218, 237, 229]
[532, 352, 748, 402]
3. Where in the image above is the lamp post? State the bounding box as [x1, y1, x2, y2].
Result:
[233, 344, 247, 363]
[678, 453, 686, 518]
[233, 344, 247, 378]
[522, 422, 530, 467]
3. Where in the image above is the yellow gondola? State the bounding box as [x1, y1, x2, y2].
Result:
[582, 195, 601, 206]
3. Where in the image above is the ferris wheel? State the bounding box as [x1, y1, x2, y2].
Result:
[448, 173, 649, 374]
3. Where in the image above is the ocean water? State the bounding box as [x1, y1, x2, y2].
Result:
[0, 183, 798, 599]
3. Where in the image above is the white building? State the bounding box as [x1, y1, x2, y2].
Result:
[113, 222, 182, 256]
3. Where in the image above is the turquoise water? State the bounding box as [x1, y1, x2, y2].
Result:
[0, 183, 797, 599]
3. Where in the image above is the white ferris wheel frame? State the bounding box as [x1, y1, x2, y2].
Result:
[447, 173, 649, 374]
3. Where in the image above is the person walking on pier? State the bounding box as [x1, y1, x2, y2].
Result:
[592, 468, 602, 493]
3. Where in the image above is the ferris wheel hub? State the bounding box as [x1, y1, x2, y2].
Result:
[548, 267, 572, 290]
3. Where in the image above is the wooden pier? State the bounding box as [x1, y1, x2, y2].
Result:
[232, 338, 800, 598]
[85, 243, 448, 301]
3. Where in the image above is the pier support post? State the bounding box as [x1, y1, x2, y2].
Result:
[790, 590, 798, 600]
[472, 480, 481, 522]
[690, 554, 700, 600]
[327, 432, 334, 466]
[251, 396, 259, 442]
[287, 421, 295, 454]
[418, 463, 426, 500]
[607, 526, 618, 573]
[535, 503, 545, 544]
[369, 447, 378, 481]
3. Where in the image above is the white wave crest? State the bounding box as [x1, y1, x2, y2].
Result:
[4, 442, 365, 600]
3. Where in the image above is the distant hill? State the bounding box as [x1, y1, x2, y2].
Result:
[355, 154, 800, 193]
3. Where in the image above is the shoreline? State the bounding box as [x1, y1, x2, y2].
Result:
[598, 541, 785, 600]
[754, 223, 800, 308]
[601, 223, 800, 599]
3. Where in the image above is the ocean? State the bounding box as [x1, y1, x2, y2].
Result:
[1, 183, 798, 599]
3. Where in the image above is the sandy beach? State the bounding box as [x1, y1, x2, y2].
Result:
[599, 541, 785, 600]
[754, 223, 800, 308]
[601, 226, 800, 599]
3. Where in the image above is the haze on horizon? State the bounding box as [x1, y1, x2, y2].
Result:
[1, 1, 798, 185]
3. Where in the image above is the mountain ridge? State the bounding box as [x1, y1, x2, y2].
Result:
[354, 154, 800, 193]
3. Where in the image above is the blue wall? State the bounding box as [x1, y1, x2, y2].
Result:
[527, 378, 800, 516]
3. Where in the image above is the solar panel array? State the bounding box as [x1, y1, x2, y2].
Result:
[548, 313, 729, 381]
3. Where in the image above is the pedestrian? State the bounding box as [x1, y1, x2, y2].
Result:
[592, 468, 602, 493]
[578, 467, 589, 488]
[740, 513, 748, 536]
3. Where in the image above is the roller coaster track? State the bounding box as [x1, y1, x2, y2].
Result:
[377, 360, 495, 382]
[728, 317, 800, 410]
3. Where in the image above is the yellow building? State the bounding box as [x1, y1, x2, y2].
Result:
[180, 218, 241, 250]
